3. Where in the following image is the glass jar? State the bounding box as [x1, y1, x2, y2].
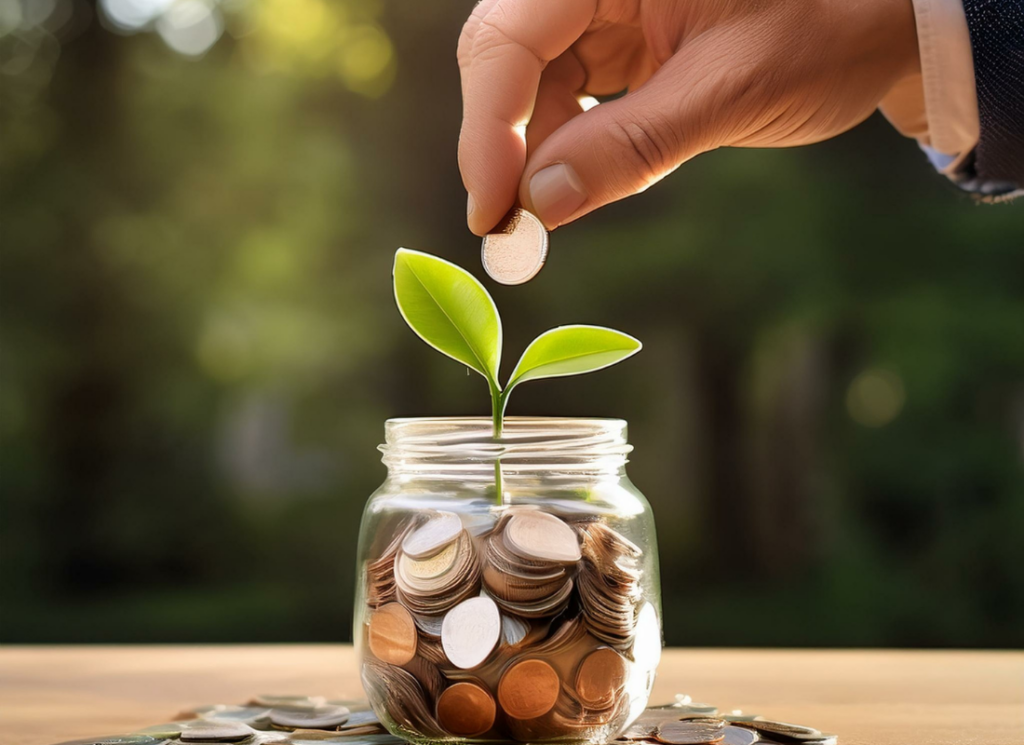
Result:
[354, 417, 662, 744]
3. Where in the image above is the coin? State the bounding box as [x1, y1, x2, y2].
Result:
[441, 595, 500, 669]
[481, 207, 549, 285]
[54, 738, 168, 745]
[180, 721, 256, 742]
[270, 704, 351, 730]
[361, 661, 444, 738]
[367, 602, 418, 665]
[498, 658, 561, 719]
[195, 705, 272, 726]
[632, 602, 662, 671]
[656, 718, 727, 744]
[575, 647, 628, 709]
[730, 719, 826, 740]
[251, 695, 326, 709]
[504, 511, 581, 563]
[402, 512, 463, 559]
[436, 681, 497, 736]
[720, 726, 759, 745]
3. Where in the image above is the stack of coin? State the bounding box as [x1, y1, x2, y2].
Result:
[482, 509, 580, 618]
[577, 520, 643, 649]
[395, 511, 480, 617]
[365, 528, 407, 609]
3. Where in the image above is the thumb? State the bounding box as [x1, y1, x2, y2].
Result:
[519, 54, 731, 229]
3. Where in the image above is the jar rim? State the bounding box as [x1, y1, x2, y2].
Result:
[380, 417, 632, 474]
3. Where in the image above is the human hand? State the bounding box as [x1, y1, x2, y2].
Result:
[458, 0, 920, 234]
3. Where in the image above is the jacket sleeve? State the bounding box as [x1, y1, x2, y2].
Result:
[951, 0, 1024, 200]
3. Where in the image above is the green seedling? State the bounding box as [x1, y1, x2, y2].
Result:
[393, 248, 641, 439]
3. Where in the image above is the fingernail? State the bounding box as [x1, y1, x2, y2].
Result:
[467, 193, 476, 219]
[529, 163, 586, 228]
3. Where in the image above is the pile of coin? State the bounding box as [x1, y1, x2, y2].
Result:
[55, 692, 838, 745]
[360, 505, 656, 742]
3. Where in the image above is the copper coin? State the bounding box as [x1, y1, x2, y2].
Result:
[574, 647, 628, 709]
[436, 682, 497, 736]
[367, 602, 418, 665]
[481, 208, 549, 285]
[498, 658, 560, 720]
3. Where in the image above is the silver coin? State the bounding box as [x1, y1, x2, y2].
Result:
[720, 726, 760, 745]
[657, 718, 727, 744]
[441, 595, 501, 668]
[179, 721, 256, 742]
[481, 208, 549, 285]
[53, 738, 166, 745]
[270, 704, 351, 729]
[401, 512, 463, 559]
[250, 694, 325, 709]
[198, 705, 272, 726]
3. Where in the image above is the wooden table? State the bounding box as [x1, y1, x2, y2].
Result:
[1, 647, 1021, 745]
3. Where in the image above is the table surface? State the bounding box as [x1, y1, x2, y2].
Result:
[1, 646, 1021, 745]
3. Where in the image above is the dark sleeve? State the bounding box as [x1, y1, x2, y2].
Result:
[953, 0, 1024, 200]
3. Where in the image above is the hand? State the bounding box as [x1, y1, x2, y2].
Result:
[458, 0, 920, 234]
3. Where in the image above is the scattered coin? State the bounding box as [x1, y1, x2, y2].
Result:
[498, 658, 561, 719]
[436, 681, 497, 736]
[180, 720, 256, 742]
[656, 718, 727, 744]
[197, 705, 272, 726]
[730, 718, 827, 741]
[53, 738, 167, 745]
[575, 647, 628, 709]
[65, 693, 837, 745]
[367, 602, 418, 666]
[270, 705, 351, 730]
[481, 207, 549, 285]
[440, 595, 500, 669]
[251, 695, 326, 709]
[720, 726, 760, 745]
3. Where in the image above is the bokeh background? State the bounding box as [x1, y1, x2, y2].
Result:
[2, 0, 1023, 648]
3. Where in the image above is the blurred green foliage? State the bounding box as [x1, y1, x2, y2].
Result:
[2, 0, 1023, 647]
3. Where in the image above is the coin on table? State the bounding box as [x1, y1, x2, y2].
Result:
[436, 681, 497, 736]
[656, 718, 726, 744]
[575, 647, 628, 709]
[730, 719, 826, 741]
[270, 704, 351, 730]
[367, 602, 418, 665]
[481, 208, 549, 285]
[54, 738, 167, 745]
[251, 695, 326, 709]
[197, 705, 272, 726]
[719, 727, 759, 745]
[180, 721, 257, 742]
[504, 511, 581, 563]
[498, 658, 561, 719]
[402, 512, 463, 559]
[441, 595, 500, 669]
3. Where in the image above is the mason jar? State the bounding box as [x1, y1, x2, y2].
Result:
[354, 417, 662, 744]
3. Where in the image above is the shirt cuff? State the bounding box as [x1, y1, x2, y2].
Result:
[879, 0, 980, 168]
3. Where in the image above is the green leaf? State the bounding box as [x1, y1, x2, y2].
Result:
[504, 324, 641, 395]
[393, 248, 502, 387]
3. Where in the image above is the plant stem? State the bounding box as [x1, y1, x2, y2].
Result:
[489, 381, 503, 440]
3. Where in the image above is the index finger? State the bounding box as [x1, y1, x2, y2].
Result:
[458, 0, 597, 235]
